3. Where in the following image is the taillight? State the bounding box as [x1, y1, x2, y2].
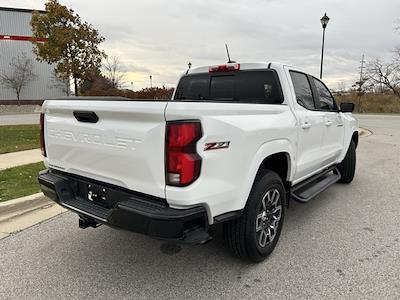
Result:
[40, 113, 46, 157]
[166, 121, 202, 186]
[209, 63, 240, 73]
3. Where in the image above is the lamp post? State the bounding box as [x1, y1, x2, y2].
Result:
[319, 12, 330, 79]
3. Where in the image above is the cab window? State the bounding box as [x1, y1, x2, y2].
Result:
[174, 70, 284, 104]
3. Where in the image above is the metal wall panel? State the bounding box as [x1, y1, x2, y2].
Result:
[0, 9, 68, 101]
[0, 9, 32, 36]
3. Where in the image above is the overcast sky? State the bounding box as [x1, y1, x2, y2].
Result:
[3, 0, 400, 90]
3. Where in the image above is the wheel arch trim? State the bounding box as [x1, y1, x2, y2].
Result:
[239, 139, 294, 210]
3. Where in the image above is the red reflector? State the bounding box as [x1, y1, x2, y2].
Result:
[209, 64, 240, 73]
[40, 113, 46, 157]
[166, 121, 202, 186]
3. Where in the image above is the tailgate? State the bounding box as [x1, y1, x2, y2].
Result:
[43, 100, 167, 198]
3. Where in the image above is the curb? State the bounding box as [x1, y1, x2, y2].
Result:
[359, 127, 372, 138]
[34, 105, 42, 113]
[0, 192, 52, 223]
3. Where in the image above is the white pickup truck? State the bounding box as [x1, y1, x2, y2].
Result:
[38, 62, 358, 262]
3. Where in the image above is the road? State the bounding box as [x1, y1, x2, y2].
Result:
[1, 114, 399, 299]
[0, 114, 39, 125]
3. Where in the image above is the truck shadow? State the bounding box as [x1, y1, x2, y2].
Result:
[40, 185, 351, 296]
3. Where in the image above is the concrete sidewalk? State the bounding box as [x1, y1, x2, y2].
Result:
[0, 113, 40, 125]
[0, 193, 66, 240]
[0, 149, 42, 170]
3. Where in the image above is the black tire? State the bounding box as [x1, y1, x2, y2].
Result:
[223, 170, 286, 262]
[337, 141, 356, 184]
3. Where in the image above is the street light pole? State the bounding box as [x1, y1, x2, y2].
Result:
[319, 13, 330, 79]
[320, 27, 326, 79]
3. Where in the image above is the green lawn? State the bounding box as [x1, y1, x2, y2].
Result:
[0, 162, 45, 202]
[0, 124, 40, 154]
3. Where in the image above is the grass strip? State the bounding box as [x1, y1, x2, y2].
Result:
[0, 162, 45, 202]
[0, 124, 40, 154]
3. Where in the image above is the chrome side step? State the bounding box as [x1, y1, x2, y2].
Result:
[291, 166, 341, 203]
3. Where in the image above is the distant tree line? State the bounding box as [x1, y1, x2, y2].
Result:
[81, 73, 174, 100]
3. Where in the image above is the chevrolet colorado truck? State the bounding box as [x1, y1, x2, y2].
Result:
[38, 62, 358, 262]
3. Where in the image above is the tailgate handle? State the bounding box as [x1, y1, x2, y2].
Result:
[73, 111, 99, 123]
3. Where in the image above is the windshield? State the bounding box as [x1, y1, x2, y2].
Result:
[174, 70, 284, 104]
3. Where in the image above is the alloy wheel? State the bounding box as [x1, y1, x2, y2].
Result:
[255, 188, 282, 248]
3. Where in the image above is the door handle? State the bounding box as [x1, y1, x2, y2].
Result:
[301, 122, 312, 129]
[73, 111, 99, 123]
[325, 120, 332, 126]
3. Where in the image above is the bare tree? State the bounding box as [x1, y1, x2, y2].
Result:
[360, 20, 400, 99]
[103, 56, 126, 89]
[394, 46, 400, 64]
[0, 53, 37, 105]
[393, 20, 400, 64]
[366, 58, 400, 98]
[48, 70, 71, 96]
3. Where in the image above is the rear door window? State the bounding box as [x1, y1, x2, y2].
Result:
[289, 71, 316, 110]
[174, 70, 283, 104]
[312, 78, 337, 111]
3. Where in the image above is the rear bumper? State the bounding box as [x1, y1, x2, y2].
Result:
[38, 169, 210, 244]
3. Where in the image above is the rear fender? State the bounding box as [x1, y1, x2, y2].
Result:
[239, 139, 295, 209]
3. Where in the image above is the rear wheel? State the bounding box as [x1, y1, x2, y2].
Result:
[223, 170, 285, 262]
[337, 141, 356, 184]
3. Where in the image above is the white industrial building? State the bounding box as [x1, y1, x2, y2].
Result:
[0, 7, 68, 103]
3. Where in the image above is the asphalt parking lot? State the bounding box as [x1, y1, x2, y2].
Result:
[0, 114, 399, 299]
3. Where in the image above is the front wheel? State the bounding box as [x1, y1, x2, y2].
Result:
[337, 141, 356, 184]
[223, 170, 286, 262]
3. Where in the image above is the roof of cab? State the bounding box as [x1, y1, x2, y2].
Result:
[186, 62, 307, 75]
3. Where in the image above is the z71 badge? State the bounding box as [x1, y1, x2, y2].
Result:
[204, 141, 230, 151]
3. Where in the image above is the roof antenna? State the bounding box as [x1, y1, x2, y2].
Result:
[225, 44, 236, 63]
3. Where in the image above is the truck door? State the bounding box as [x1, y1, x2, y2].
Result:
[311, 77, 345, 167]
[287, 70, 326, 182]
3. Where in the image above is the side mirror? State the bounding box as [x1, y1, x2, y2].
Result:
[340, 102, 354, 113]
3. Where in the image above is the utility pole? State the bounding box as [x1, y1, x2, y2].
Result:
[359, 54, 365, 86]
[357, 54, 366, 113]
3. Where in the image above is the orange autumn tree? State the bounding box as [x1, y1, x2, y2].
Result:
[31, 0, 106, 95]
